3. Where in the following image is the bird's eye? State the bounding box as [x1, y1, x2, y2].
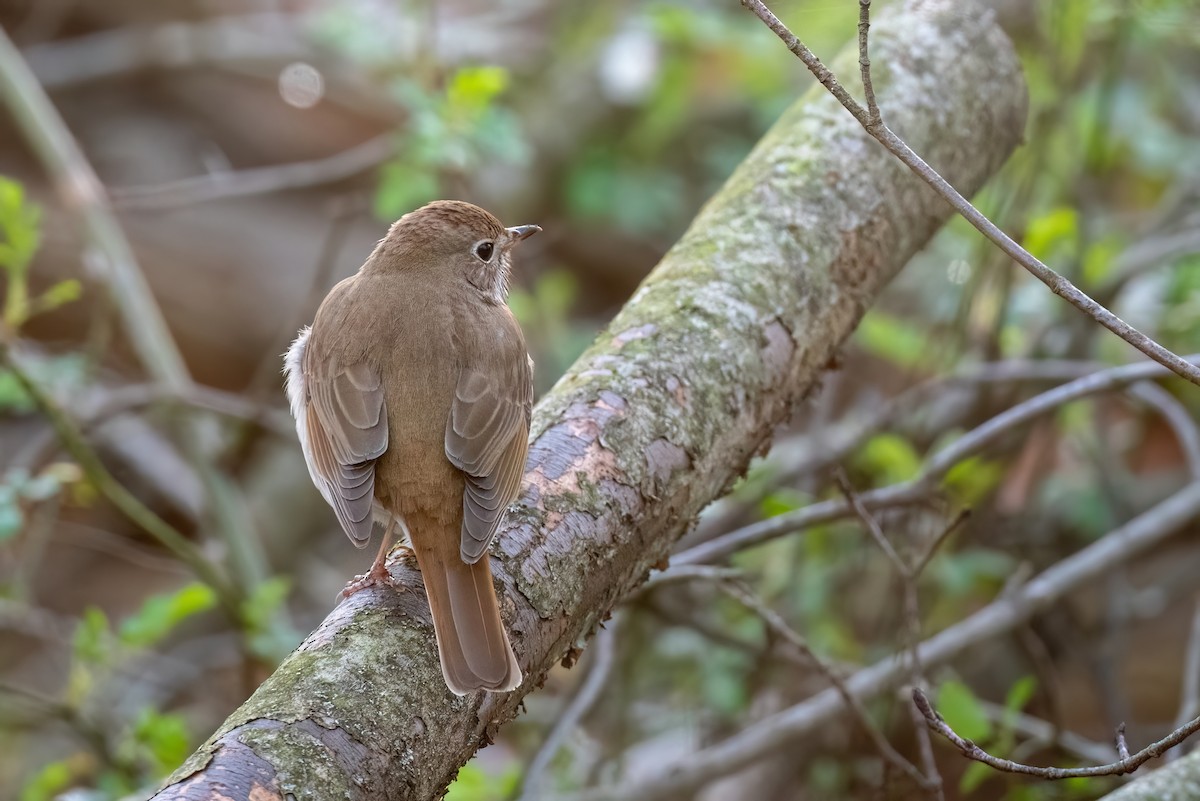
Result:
[474, 241, 495, 262]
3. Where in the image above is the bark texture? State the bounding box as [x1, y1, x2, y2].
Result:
[151, 1, 1028, 798]
[1099, 752, 1200, 800]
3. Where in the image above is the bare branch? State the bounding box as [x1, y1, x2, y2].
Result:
[110, 135, 395, 210]
[1171, 598, 1200, 762]
[0, 27, 190, 389]
[517, 619, 623, 801]
[835, 469, 913, 578]
[835, 469, 948, 798]
[910, 509, 970, 579]
[719, 581, 936, 792]
[742, 0, 1200, 386]
[915, 688, 1200, 779]
[680, 357, 1199, 566]
[857, 0, 880, 123]
[1127, 383, 1200, 480]
[956, 693, 1119, 765]
[22, 14, 312, 89]
[0, 349, 242, 617]
[675, 483, 929, 566]
[1117, 724, 1132, 762]
[573, 482, 1200, 800]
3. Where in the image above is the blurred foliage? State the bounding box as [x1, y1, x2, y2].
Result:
[374, 65, 529, 218]
[0, 177, 78, 334]
[16, 584, 219, 800]
[443, 762, 521, 801]
[508, 269, 594, 389]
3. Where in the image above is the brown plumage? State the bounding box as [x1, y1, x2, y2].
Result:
[284, 200, 537, 695]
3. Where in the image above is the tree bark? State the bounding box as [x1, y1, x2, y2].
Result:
[1098, 751, 1200, 800]
[151, 1, 1028, 798]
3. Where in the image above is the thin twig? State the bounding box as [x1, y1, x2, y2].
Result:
[570, 483, 1200, 801]
[910, 509, 970, 579]
[0, 27, 190, 390]
[741, 0, 1200, 387]
[906, 684, 944, 800]
[683, 358, 1152, 549]
[680, 357, 1199, 565]
[915, 688, 1200, 779]
[1170, 598, 1200, 762]
[674, 483, 929, 566]
[836, 468, 947, 798]
[958, 693, 1119, 765]
[638, 565, 744, 594]
[0, 349, 242, 618]
[835, 469, 911, 578]
[0, 29, 282, 592]
[1116, 724, 1131, 761]
[719, 580, 937, 792]
[517, 619, 623, 801]
[110, 135, 394, 210]
[22, 14, 311, 89]
[857, 0, 879, 123]
[1126, 383, 1200, 480]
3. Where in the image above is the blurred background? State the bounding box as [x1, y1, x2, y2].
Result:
[1, 0, 1199, 799]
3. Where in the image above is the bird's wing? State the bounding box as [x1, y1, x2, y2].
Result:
[445, 354, 533, 564]
[303, 356, 389, 548]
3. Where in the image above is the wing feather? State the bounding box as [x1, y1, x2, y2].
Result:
[303, 355, 388, 547]
[446, 357, 532, 564]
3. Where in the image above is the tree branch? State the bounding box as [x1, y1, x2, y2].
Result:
[743, 0, 1200, 387]
[915, 688, 1200, 779]
[570, 482, 1200, 801]
[679, 356, 1199, 565]
[0, 27, 190, 390]
[109, 135, 395, 211]
[148, 1, 1027, 798]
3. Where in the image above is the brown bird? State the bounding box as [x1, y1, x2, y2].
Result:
[284, 200, 537, 695]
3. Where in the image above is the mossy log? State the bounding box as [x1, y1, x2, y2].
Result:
[152, 1, 1028, 798]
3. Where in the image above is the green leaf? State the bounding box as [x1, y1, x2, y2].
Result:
[959, 760, 993, 794]
[0, 176, 41, 272]
[936, 680, 992, 743]
[30, 279, 82, 315]
[73, 606, 112, 665]
[942, 455, 1005, 505]
[931, 548, 1016, 598]
[854, 433, 922, 484]
[241, 576, 292, 633]
[446, 66, 510, 114]
[854, 312, 940, 370]
[1021, 206, 1078, 262]
[0, 495, 23, 541]
[19, 759, 73, 801]
[444, 762, 521, 801]
[759, 488, 808, 519]
[1003, 675, 1038, 716]
[118, 583, 218, 648]
[132, 709, 191, 775]
[374, 162, 439, 220]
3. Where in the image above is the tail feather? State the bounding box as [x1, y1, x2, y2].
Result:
[414, 542, 521, 695]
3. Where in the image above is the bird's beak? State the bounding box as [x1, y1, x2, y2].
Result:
[505, 224, 541, 242]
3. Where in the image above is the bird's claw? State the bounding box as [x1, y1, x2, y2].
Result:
[338, 564, 400, 601]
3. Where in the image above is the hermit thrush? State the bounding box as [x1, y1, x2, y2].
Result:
[284, 200, 538, 695]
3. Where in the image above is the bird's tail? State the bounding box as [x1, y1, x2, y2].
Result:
[411, 529, 521, 695]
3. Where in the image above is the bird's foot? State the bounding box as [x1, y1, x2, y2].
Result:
[338, 562, 400, 600]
